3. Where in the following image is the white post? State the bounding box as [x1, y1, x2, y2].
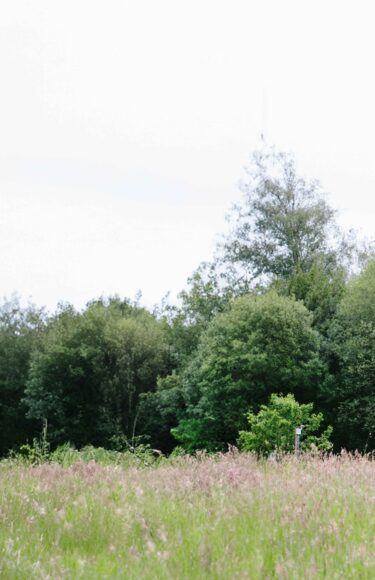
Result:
[295, 426, 302, 456]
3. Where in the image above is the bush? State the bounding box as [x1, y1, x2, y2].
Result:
[6, 442, 159, 469]
[238, 393, 333, 455]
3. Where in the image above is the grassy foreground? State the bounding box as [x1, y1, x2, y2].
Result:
[1, 453, 375, 579]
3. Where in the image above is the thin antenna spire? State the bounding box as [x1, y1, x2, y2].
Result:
[261, 88, 268, 143]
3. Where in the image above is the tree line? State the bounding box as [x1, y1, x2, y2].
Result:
[1, 147, 374, 456]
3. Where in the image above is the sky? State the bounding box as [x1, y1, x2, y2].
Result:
[1, 0, 375, 311]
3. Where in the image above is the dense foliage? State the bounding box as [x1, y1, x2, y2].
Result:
[24, 298, 171, 449]
[238, 393, 333, 455]
[1, 146, 374, 456]
[326, 260, 375, 451]
[172, 292, 323, 451]
[0, 298, 45, 455]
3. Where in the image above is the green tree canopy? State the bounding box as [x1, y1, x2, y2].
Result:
[172, 291, 324, 451]
[0, 297, 46, 455]
[166, 261, 232, 369]
[328, 260, 375, 450]
[24, 298, 170, 448]
[338, 259, 375, 324]
[273, 258, 347, 333]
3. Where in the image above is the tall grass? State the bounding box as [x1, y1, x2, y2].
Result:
[1, 453, 374, 578]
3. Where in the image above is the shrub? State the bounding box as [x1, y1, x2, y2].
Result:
[238, 393, 333, 455]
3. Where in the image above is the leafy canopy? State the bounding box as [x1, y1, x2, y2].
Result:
[0, 297, 46, 455]
[222, 147, 342, 286]
[328, 259, 375, 450]
[24, 298, 170, 448]
[172, 291, 324, 451]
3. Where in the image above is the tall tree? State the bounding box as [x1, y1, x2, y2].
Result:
[222, 147, 346, 287]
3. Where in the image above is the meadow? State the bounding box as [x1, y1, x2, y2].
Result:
[1, 452, 374, 579]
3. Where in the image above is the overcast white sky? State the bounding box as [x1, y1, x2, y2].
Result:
[1, 1, 375, 311]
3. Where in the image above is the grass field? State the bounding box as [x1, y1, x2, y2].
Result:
[1, 452, 375, 579]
